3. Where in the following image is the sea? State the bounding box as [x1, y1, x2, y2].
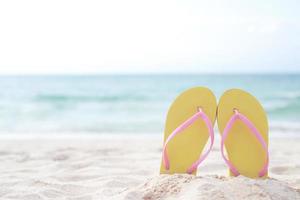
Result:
[0, 74, 299, 136]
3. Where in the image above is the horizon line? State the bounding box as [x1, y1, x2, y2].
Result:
[0, 72, 299, 76]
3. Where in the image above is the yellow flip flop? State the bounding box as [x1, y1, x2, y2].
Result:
[160, 87, 217, 175]
[217, 89, 269, 178]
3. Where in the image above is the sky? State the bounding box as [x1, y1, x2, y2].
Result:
[0, 0, 299, 74]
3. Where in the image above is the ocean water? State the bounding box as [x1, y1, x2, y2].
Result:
[0, 74, 299, 135]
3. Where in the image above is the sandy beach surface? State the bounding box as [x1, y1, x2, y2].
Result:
[0, 134, 299, 200]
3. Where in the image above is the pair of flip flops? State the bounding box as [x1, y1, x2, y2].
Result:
[160, 87, 269, 178]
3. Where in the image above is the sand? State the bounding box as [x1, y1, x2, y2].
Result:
[0, 134, 299, 200]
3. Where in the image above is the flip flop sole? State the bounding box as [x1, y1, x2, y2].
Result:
[217, 89, 269, 178]
[160, 87, 217, 175]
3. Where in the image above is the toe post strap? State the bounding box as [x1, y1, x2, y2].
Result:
[163, 108, 214, 174]
[220, 109, 269, 177]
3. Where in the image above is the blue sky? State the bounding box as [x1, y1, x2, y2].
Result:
[0, 0, 299, 74]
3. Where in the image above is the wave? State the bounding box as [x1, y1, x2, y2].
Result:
[266, 102, 299, 112]
[34, 94, 149, 103]
[267, 91, 300, 102]
[280, 91, 300, 99]
[264, 92, 300, 115]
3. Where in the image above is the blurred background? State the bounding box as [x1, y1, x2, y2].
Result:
[0, 1, 299, 136]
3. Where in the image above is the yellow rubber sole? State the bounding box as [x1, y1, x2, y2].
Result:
[217, 89, 269, 178]
[160, 87, 217, 175]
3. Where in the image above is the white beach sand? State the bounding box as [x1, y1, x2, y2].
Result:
[0, 134, 299, 200]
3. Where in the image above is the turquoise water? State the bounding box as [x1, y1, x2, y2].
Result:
[0, 74, 299, 135]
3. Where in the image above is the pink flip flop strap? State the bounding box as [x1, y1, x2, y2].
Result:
[162, 108, 214, 174]
[221, 109, 269, 177]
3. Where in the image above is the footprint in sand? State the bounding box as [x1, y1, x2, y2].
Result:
[271, 165, 300, 175]
[52, 153, 70, 161]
